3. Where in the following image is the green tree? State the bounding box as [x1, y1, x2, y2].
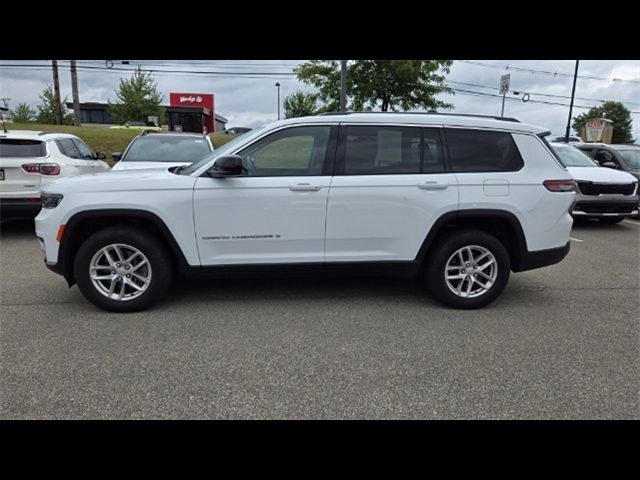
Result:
[572, 101, 635, 144]
[295, 60, 454, 112]
[108, 67, 165, 124]
[36, 86, 74, 125]
[12, 102, 36, 123]
[283, 90, 322, 118]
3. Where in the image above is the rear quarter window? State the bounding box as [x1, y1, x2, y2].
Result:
[444, 128, 524, 173]
[0, 139, 46, 157]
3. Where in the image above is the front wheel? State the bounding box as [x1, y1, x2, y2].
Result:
[74, 226, 174, 312]
[424, 230, 511, 309]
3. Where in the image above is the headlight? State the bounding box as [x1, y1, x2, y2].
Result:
[41, 193, 64, 209]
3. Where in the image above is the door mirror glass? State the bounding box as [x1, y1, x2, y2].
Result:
[111, 152, 122, 162]
[95, 152, 106, 160]
[208, 155, 245, 177]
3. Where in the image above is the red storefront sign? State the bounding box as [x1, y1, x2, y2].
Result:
[169, 92, 215, 132]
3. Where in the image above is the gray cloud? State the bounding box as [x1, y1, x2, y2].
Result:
[1, 59, 638, 139]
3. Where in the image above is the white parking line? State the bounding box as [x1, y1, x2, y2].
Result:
[569, 237, 584, 242]
[623, 220, 640, 226]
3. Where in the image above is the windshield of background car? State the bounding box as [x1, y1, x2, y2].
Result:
[615, 148, 640, 169]
[181, 127, 267, 175]
[552, 144, 598, 167]
[123, 136, 212, 163]
[0, 139, 46, 157]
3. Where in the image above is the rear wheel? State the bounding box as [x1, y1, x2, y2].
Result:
[424, 230, 511, 309]
[597, 217, 624, 224]
[74, 226, 173, 312]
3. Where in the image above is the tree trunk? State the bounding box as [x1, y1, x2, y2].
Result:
[70, 60, 81, 126]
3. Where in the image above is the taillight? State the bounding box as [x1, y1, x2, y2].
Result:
[543, 179, 576, 192]
[21, 163, 61, 175]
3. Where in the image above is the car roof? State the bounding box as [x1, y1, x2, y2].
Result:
[0, 130, 77, 140]
[274, 112, 550, 135]
[136, 132, 207, 138]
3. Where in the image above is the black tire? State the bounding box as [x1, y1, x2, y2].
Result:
[597, 217, 624, 224]
[73, 226, 174, 312]
[424, 229, 511, 309]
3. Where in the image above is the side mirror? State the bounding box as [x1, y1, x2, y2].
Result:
[111, 152, 122, 162]
[96, 152, 106, 160]
[208, 155, 245, 178]
[602, 161, 617, 169]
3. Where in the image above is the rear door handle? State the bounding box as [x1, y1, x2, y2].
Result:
[289, 183, 321, 192]
[418, 181, 448, 190]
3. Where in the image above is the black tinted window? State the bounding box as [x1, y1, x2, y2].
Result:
[343, 126, 443, 175]
[73, 139, 95, 159]
[56, 138, 80, 158]
[0, 139, 46, 157]
[445, 129, 524, 172]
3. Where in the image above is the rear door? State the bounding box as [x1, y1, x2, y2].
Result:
[0, 138, 47, 197]
[72, 138, 110, 172]
[325, 124, 458, 263]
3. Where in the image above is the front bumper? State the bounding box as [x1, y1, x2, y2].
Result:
[570, 191, 638, 218]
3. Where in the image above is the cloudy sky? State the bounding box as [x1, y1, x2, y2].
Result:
[1, 60, 639, 140]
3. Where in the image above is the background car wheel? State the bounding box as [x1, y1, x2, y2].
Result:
[74, 226, 173, 312]
[597, 217, 624, 224]
[424, 229, 511, 309]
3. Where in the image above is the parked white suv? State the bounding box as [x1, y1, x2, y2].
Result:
[35, 113, 576, 312]
[1, 130, 110, 219]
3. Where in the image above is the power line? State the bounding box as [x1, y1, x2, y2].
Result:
[448, 79, 640, 106]
[458, 60, 640, 85]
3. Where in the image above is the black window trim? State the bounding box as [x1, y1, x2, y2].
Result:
[442, 126, 525, 174]
[333, 123, 446, 176]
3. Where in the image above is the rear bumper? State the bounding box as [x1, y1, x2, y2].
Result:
[0, 198, 42, 219]
[513, 241, 570, 272]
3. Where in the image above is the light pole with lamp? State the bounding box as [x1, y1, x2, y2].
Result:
[275, 82, 281, 120]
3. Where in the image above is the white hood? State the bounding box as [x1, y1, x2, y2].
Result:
[567, 166, 638, 184]
[111, 161, 191, 171]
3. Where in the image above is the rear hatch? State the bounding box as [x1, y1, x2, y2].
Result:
[0, 138, 47, 196]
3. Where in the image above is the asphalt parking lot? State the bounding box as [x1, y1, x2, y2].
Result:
[1, 218, 638, 419]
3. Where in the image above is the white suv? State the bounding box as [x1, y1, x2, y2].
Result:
[1, 130, 110, 219]
[35, 113, 576, 312]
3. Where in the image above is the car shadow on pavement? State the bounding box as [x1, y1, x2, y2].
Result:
[0, 218, 36, 239]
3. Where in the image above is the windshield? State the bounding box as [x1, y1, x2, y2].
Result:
[616, 149, 640, 169]
[123, 136, 211, 163]
[552, 144, 598, 167]
[181, 127, 267, 175]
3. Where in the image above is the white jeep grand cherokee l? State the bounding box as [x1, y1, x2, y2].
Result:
[35, 113, 575, 312]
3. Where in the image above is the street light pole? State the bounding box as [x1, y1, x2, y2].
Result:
[275, 82, 281, 120]
[565, 60, 580, 143]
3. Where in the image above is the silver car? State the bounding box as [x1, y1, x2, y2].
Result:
[551, 142, 639, 224]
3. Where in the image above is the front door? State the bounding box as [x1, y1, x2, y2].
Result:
[193, 125, 336, 265]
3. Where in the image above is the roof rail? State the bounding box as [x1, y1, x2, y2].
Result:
[38, 131, 72, 136]
[319, 111, 521, 123]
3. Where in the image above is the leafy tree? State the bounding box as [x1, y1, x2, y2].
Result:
[283, 90, 323, 118]
[36, 86, 74, 125]
[108, 67, 165, 124]
[295, 60, 454, 112]
[12, 102, 36, 123]
[572, 101, 635, 144]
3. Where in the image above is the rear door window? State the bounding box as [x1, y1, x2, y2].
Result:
[0, 139, 46, 157]
[73, 139, 96, 159]
[56, 138, 81, 159]
[445, 128, 524, 173]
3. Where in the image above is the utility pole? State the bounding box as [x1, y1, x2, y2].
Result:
[565, 60, 580, 143]
[51, 60, 63, 125]
[70, 60, 81, 126]
[340, 60, 347, 112]
[275, 82, 281, 120]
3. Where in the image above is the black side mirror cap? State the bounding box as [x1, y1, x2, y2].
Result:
[207, 155, 246, 178]
[96, 152, 107, 160]
[111, 152, 122, 162]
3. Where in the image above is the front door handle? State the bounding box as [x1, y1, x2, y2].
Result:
[289, 183, 321, 192]
[418, 181, 448, 190]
